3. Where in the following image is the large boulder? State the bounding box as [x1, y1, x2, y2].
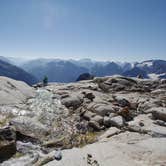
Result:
[109, 116, 125, 128]
[0, 126, 16, 162]
[103, 113, 120, 127]
[103, 116, 111, 127]
[61, 95, 83, 109]
[96, 76, 137, 92]
[100, 115, 125, 128]
[10, 117, 49, 141]
[0, 76, 35, 105]
[106, 77, 137, 87]
[87, 103, 116, 116]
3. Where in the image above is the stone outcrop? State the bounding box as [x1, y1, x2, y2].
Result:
[10, 117, 49, 142]
[0, 76, 35, 105]
[61, 95, 83, 109]
[46, 134, 166, 166]
[87, 103, 116, 116]
[0, 76, 166, 165]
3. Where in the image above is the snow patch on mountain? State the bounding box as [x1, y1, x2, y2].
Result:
[148, 73, 166, 79]
[137, 61, 153, 67]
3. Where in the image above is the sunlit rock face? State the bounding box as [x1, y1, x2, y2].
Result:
[0, 77, 36, 129]
[0, 76, 35, 105]
[0, 76, 166, 166]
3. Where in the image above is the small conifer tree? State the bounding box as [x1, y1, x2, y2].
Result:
[43, 76, 48, 86]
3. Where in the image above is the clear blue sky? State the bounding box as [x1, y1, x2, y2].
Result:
[0, 0, 166, 61]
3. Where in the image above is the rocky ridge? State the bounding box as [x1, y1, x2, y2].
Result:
[0, 76, 166, 165]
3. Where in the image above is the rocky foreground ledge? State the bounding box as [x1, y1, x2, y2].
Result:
[0, 76, 166, 166]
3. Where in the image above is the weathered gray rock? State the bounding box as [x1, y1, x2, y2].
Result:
[10, 117, 49, 141]
[91, 115, 103, 125]
[88, 103, 115, 116]
[128, 114, 166, 137]
[0, 126, 16, 162]
[103, 114, 125, 128]
[98, 82, 112, 92]
[151, 89, 166, 95]
[97, 76, 137, 92]
[61, 95, 83, 109]
[109, 116, 125, 128]
[114, 97, 130, 107]
[0, 76, 35, 105]
[46, 136, 166, 166]
[152, 107, 166, 122]
[82, 111, 96, 121]
[99, 127, 121, 141]
[95, 105, 116, 116]
[16, 141, 41, 154]
[103, 116, 111, 127]
[138, 99, 162, 113]
[153, 120, 166, 127]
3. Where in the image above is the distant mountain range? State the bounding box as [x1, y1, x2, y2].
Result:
[21, 58, 166, 82]
[124, 60, 166, 79]
[22, 60, 89, 83]
[0, 57, 165, 84]
[0, 59, 37, 85]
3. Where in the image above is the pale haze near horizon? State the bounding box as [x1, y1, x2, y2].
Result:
[0, 0, 166, 62]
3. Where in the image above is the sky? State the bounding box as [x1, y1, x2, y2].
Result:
[0, 0, 166, 62]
